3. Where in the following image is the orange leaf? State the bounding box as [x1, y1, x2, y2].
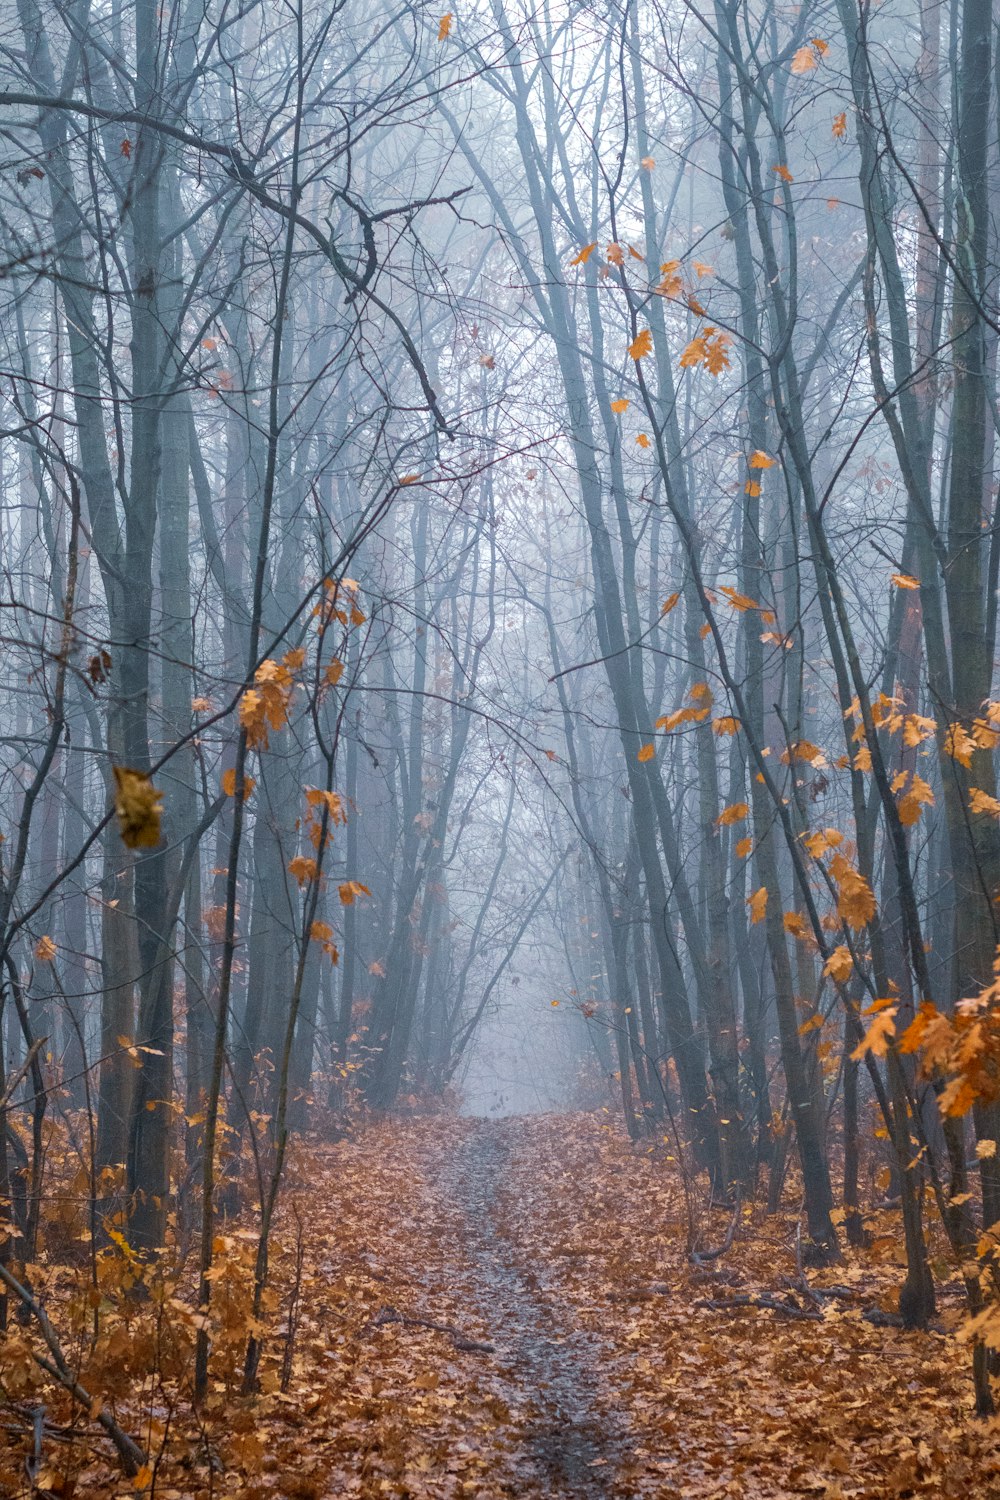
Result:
[747, 887, 768, 924]
[569, 242, 597, 266]
[735, 836, 753, 859]
[640, 156, 655, 170]
[717, 801, 749, 827]
[636, 433, 650, 448]
[790, 45, 818, 74]
[338, 880, 372, 905]
[611, 398, 629, 414]
[112, 766, 163, 849]
[891, 572, 920, 590]
[852, 1005, 897, 1061]
[773, 164, 794, 183]
[629, 328, 653, 360]
[748, 449, 776, 469]
[222, 768, 255, 801]
[437, 12, 452, 39]
[637, 743, 656, 762]
[660, 591, 680, 616]
[832, 111, 847, 139]
[34, 935, 57, 962]
[823, 944, 853, 983]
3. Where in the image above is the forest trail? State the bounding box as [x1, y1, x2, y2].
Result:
[20, 1113, 1000, 1499]
[433, 1120, 630, 1496]
[290, 1112, 1000, 1500]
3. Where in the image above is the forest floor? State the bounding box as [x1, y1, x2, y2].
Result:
[8, 1111, 1000, 1499]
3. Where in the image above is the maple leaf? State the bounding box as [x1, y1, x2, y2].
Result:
[680, 327, 730, 374]
[121, 138, 132, 157]
[716, 802, 749, 827]
[606, 242, 624, 266]
[713, 716, 740, 736]
[748, 449, 776, 469]
[636, 433, 650, 448]
[773, 164, 794, 183]
[832, 111, 847, 139]
[790, 45, 818, 74]
[783, 911, 807, 939]
[610, 398, 629, 414]
[112, 766, 163, 849]
[891, 572, 919, 590]
[34, 935, 57, 962]
[191, 695, 213, 713]
[735, 836, 753, 859]
[325, 658, 344, 686]
[569, 242, 597, 266]
[747, 887, 768, 924]
[637, 743, 656, 762]
[629, 328, 653, 360]
[640, 155, 655, 170]
[437, 12, 452, 39]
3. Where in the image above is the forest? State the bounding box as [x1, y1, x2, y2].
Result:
[1, 0, 1000, 1492]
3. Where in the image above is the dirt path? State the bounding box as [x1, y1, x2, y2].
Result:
[274, 1111, 1000, 1500]
[436, 1119, 632, 1497]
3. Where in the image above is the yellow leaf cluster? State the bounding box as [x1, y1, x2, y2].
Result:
[240, 658, 296, 751]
